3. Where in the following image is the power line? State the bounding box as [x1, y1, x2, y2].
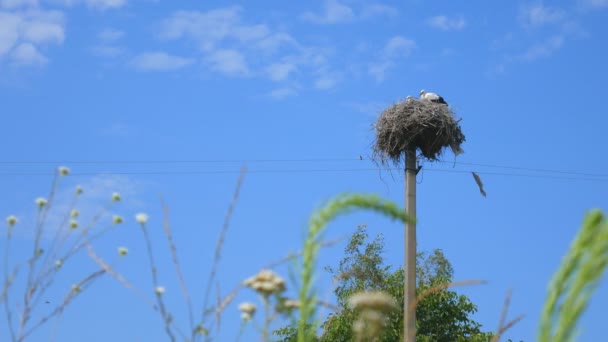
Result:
[1, 157, 607, 179]
[0, 167, 607, 183]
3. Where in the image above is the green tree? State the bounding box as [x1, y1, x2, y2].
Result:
[275, 226, 496, 342]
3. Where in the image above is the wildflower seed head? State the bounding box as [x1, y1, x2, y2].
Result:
[283, 299, 300, 310]
[71, 284, 81, 293]
[118, 247, 128, 256]
[6, 215, 17, 227]
[243, 269, 286, 295]
[69, 220, 78, 230]
[194, 325, 208, 336]
[70, 209, 79, 218]
[35, 197, 48, 208]
[75, 186, 83, 195]
[111, 192, 121, 202]
[113, 215, 123, 224]
[348, 291, 398, 313]
[55, 259, 63, 270]
[155, 286, 165, 295]
[135, 213, 148, 224]
[238, 302, 257, 316]
[58, 166, 70, 176]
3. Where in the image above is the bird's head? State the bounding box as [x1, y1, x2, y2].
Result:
[419, 89, 426, 96]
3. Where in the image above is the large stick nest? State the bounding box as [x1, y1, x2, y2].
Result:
[373, 98, 465, 164]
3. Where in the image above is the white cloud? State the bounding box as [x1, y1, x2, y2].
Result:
[0, 10, 64, 67]
[205, 48, 249, 76]
[98, 28, 124, 41]
[0, 0, 37, 9]
[268, 86, 297, 99]
[91, 28, 125, 58]
[21, 11, 65, 43]
[86, 0, 125, 9]
[580, 0, 608, 8]
[10, 42, 46, 65]
[90, 45, 123, 57]
[384, 36, 416, 57]
[301, 0, 355, 24]
[266, 62, 296, 81]
[518, 35, 563, 61]
[314, 75, 338, 90]
[131, 52, 194, 71]
[519, 4, 565, 28]
[360, 4, 398, 19]
[426, 15, 466, 31]
[368, 36, 416, 82]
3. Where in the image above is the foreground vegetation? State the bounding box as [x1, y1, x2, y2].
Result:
[1, 167, 607, 341]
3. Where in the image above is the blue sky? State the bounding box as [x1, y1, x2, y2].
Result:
[1, 0, 608, 341]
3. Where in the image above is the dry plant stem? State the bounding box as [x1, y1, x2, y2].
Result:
[85, 244, 187, 340]
[160, 198, 194, 337]
[491, 289, 512, 342]
[19, 173, 59, 339]
[37, 194, 79, 279]
[4, 227, 16, 341]
[19, 269, 105, 341]
[495, 315, 525, 340]
[202, 167, 246, 324]
[85, 244, 155, 307]
[140, 222, 177, 342]
[263, 295, 271, 341]
[30, 209, 116, 311]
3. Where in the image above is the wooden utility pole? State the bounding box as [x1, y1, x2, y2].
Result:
[404, 147, 417, 342]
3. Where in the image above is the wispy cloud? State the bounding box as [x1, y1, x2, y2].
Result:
[519, 4, 565, 28]
[302, 1, 397, 24]
[579, 0, 608, 9]
[265, 62, 296, 81]
[91, 27, 125, 58]
[154, 6, 338, 92]
[369, 36, 416, 82]
[98, 28, 124, 41]
[360, 4, 398, 19]
[204, 48, 249, 76]
[0, 10, 65, 67]
[10, 42, 47, 65]
[301, 0, 355, 24]
[131, 51, 194, 71]
[0, 0, 37, 9]
[518, 35, 564, 61]
[13, 174, 141, 239]
[426, 15, 466, 31]
[49, 0, 127, 10]
[268, 86, 298, 99]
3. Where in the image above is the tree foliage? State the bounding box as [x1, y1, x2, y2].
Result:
[275, 225, 495, 341]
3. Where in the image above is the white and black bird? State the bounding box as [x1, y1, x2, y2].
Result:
[420, 89, 448, 105]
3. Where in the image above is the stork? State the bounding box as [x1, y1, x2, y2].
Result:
[420, 89, 447, 105]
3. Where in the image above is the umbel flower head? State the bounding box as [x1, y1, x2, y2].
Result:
[35, 197, 48, 208]
[238, 302, 257, 321]
[58, 166, 70, 176]
[111, 192, 121, 202]
[155, 286, 166, 295]
[243, 269, 286, 296]
[348, 291, 398, 340]
[113, 215, 124, 224]
[117, 247, 128, 256]
[135, 213, 148, 224]
[6, 215, 17, 227]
